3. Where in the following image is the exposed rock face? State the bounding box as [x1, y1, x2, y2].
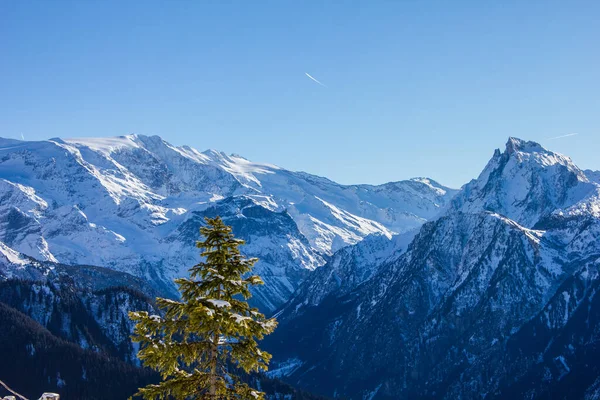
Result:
[265, 138, 600, 399]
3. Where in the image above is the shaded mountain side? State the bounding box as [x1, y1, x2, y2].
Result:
[55, 264, 162, 298]
[0, 301, 158, 400]
[0, 248, 330, 399]
[0, 278, 157, 363]
[266, 211, 563, 397]
[492, 260, 600, 399]
[0, 299, 330, 400]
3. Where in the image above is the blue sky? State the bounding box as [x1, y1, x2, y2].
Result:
[1, 1, 598, 188]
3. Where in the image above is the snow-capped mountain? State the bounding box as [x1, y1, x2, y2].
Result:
[453, 137, 597, 227]
[265, 138, 600, 399]
[0, 134, 455, 311]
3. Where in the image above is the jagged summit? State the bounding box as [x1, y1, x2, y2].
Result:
[452, 136, 597, 227]
[505, 136, 546, 155]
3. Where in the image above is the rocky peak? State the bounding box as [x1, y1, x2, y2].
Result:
[505, 136, 546, 155]
[453, 137, 595, 227]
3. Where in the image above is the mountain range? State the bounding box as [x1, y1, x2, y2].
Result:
[0, 134, 455, 312]
[1, 135, 599, 399]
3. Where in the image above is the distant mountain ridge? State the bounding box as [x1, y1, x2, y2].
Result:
[0, 134, 455, 311]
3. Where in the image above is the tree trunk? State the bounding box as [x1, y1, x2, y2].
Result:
[209, 248, 222, 398]
[209, 334, 218, 398]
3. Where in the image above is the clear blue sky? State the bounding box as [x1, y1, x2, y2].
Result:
[1, 1, 598, 188]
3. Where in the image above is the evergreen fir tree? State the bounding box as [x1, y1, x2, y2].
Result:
[129, 217, 277, 399]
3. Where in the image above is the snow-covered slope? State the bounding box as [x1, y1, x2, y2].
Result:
[0, 135, 455, 311]
[274, 229, 417, 320]
[586, 169, 600, 185]
[266, 138, 600, 398]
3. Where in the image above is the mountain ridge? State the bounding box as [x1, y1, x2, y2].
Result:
[0, 134, 455, 311]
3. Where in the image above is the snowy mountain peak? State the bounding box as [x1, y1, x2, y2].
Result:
[63, 134, 143, 154]
[408, 177, 450, 195]
[454, 137, 597, 227]
[505, 136, 546, 155]
[504, 137, 583, 176]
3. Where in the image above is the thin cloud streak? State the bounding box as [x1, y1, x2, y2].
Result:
[547, 133, 579, 140]
[305, 72, 327, 87]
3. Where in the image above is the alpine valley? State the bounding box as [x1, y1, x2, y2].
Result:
[1, 135, 599, 399]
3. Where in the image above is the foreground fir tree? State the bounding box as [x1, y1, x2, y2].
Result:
[129, 217, 277, 399]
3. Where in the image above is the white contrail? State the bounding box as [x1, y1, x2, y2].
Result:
[21, 133, 25, 140]
[305, 72, 327, 87]
[547, 133, 579, 140]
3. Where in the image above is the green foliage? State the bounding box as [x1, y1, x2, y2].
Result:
[130, 217, 277, 399]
